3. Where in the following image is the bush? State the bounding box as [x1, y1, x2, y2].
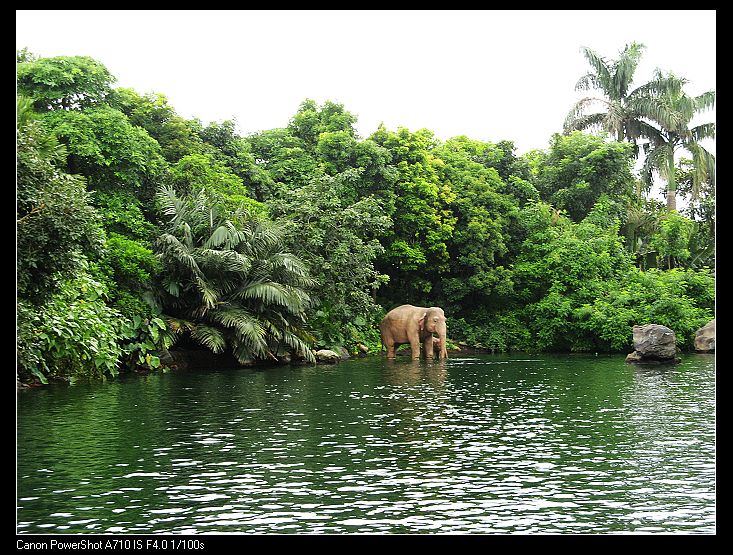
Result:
[571, 267, 713, 351]
[19, 264, 124, 383]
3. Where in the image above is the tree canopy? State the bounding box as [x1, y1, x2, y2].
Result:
[16, 50, 715, 384]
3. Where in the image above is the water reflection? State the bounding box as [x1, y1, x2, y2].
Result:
[17, 354, 715, 534]
[383, 358, 447, 386]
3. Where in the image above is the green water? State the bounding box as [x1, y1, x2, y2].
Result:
[17, 354, 715, 534]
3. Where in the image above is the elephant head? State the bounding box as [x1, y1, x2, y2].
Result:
[419, 307, 448, 359]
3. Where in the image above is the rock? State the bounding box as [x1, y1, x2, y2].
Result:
[315, 349, 341, 364]
[338, 347, 351, 360]
[158, 347, 175, 367]
[357, 343, 369, 354]
[626, 324, 679, 363]
[694, 319, 715, 353]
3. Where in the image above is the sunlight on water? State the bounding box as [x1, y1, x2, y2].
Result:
[17, 354, 715, 534]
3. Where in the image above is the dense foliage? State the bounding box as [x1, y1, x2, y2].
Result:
[16, 51, 715, 384]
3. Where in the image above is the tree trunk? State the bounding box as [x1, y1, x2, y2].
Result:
[666, 153, 677, 211]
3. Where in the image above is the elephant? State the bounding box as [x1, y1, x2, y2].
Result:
[379, 304, 448, 360]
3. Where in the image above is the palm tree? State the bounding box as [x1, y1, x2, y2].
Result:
[564, 42, 685, 157]
[155, 185, 316, 364]
[640, 76, 715, 211]
[623, 197, 662, 269]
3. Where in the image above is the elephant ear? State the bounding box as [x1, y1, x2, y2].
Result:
[418, 312, 427, 332]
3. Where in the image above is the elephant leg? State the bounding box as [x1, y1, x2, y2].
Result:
[423, 336, 434, 359]
[404, 333, 420, 359]
[381, 328, 396, 359]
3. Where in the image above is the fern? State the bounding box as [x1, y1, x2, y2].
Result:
[155, 186, 315, 363]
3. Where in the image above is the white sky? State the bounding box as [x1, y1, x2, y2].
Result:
[16, 10, 716, 156]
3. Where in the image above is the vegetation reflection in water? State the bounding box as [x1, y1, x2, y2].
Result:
[17, 354, 715, 534]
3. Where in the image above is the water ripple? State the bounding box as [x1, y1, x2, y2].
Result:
[17, 354, 715, 534]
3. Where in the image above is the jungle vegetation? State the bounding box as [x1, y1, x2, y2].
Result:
[16, 45, 715, 384]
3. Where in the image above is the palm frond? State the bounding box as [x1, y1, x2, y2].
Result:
[630, 120, 666, 147]
[164, 279, 181, 297]
[574, 72, 601, 92]
[205, 224, 233, 249]
[195, 248, 252, 276]
[239, 222, 283, 258]
[165, 317, 196, 336]
[641, 143, 674, 187]
[690, 123, 715, 142]
[612, 42, 645, 98]
[204, 221, 245, 250]
[209, 307, 259, 330]
[263, 252, 317, 288]
[156, 184, 189, 225]
[195, 276, 220, 310]
[236, 281, 291, 307]
[267, 252, 309, 275]
[579, 46, 613, 96]
[280, 330, 316, 363]
[628, 67, 685, 100]
[563, 112, 608, 135]
[563, 97, 609, 133]
[627, 95, 684, 132]
[156, 233, 202, 275]
[230, 320, 270, 362]
[695, 90, 716, 112]
[686, 143, 716, 196]
[191, 324, 226, 354]
[154, 184, 315, 365]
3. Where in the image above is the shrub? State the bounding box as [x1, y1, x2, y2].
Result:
[20, 264, 123, 383]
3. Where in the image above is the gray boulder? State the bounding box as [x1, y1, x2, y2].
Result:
[315, 349, 341, 364]
[626, 324, 679, 363]
[694, 319, 715, 352]
[158, 347, 176, 367]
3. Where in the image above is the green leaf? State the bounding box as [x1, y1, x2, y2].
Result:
[30, 367, 48, 385]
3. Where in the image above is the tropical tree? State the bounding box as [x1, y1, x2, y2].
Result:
[111, 87, 205, 163]
[564, 42, 684, 156]
[622, 195, 664, 270]
[369, 125, 456, 305]
[639, 75, 715, 211]
[154, 186, 316, 364]
[17, 95, 104, 304]
[265, 169, 393, 351]
[40, 105, 168, 202]
[432, 136, 520, 315]
[530, 132, 635, 222]
[676, 158, 715, 269]
[17, 55, 116, 112]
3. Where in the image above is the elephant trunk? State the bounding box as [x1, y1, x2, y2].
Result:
[436, 322, 448, 359]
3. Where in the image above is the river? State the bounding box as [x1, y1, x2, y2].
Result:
[16, 353, 715, 534]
